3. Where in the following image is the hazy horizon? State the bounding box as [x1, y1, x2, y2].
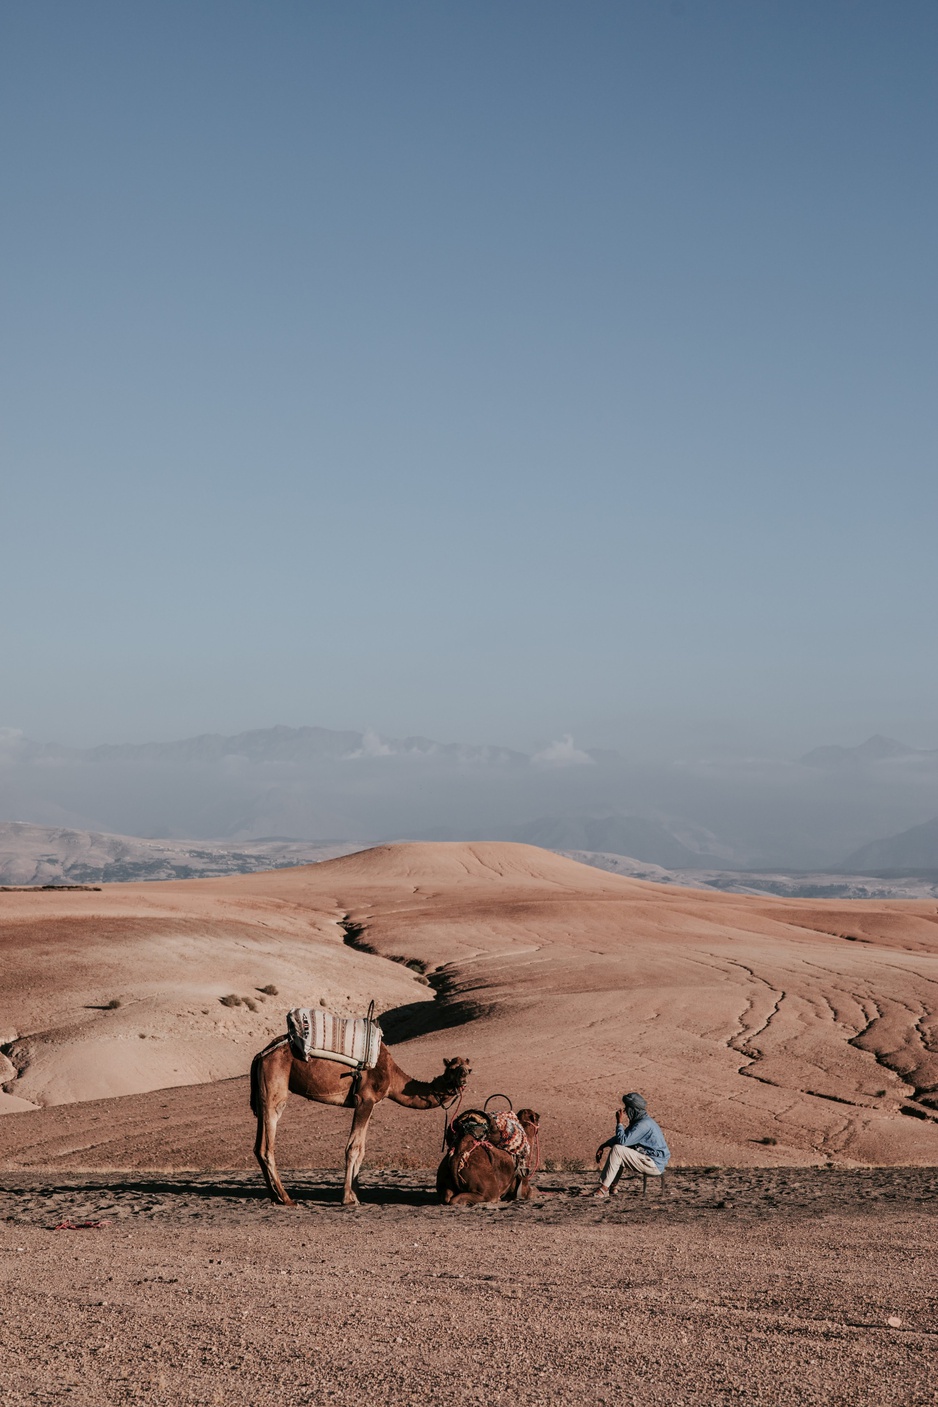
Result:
[3, 718, 938, 873]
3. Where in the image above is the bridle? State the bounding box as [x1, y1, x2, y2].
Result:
[438, 1079, 466, 1149]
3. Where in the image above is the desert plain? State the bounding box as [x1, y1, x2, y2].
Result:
[1, 842, 936, 1405]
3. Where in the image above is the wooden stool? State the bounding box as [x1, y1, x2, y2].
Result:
[641, 1170, 667, 1196]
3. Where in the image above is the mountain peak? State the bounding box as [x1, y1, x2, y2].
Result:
[800, 735, 920, 767]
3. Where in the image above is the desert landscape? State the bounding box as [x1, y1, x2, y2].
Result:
[3, 842, 936, 1161]
[1, 843, 936, 1404]
[7, 1, 937, 1399]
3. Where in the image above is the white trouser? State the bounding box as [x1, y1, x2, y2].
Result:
[601, 1145, 660, 1187]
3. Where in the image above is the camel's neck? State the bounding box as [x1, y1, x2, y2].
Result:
[385, 1053, 447, 1109]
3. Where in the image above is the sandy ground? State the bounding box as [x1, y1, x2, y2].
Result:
[1, 1168, 936, 1407]
[3, 847, 937, 1404]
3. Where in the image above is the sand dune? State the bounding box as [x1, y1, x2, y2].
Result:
[1, 842, 936, 1169]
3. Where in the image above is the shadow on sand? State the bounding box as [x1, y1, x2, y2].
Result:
[1, 1174, 440, 1208]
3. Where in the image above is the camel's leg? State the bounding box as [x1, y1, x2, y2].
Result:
[448, 1191, 488, 1207]
[253, 1056, 295, 1207]
[342, 1100, 375, 1206]
[503, 1175, 531, 1201]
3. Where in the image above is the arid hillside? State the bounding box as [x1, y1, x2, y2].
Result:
[1, 842, 936, 1169]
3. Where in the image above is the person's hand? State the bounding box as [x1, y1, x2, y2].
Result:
[594, 1148, 603, 1164]
[616, 1108, 626, 1124]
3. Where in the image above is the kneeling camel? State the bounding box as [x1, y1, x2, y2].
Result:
[437, 1108, 541, 1207]
[251, 1036, 471, 1205]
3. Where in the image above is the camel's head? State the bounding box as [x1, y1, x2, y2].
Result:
[441, 1056, 472, 1095]
[517, 1108, 540, 1132]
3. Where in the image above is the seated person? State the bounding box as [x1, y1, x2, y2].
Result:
[593, 1091, 670, 1197]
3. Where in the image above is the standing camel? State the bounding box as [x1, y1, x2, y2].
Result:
[250, 1035, 471, 1206]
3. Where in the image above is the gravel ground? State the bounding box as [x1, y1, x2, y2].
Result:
[1, 1168, 936, 1406]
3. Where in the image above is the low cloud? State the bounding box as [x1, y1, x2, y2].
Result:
[531, 735, 595, 767]
[344, 728, 395, 760]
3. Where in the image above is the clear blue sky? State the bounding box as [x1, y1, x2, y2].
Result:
[2, 1, 935, 755]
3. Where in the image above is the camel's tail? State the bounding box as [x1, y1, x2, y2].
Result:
[249, 1034, 289, 1116]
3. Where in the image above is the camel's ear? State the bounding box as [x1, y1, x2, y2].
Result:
[444, 1057, 457, 1068]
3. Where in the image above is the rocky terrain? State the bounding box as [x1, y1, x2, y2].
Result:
[0, 821, 360, 886]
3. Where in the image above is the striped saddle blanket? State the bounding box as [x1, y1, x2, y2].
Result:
[286, 1007, 382, 1070]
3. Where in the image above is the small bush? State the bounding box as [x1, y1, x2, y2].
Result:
[243, 997, 258, 1012]
[219, 994, 242, 1008]
[258, 984, 279, 996]
[104, 998, 121, 1010]
[559, 1156, 585, 1172]
[755, 1136, 777, 1145]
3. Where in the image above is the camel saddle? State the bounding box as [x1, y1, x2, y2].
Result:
[286, 1006, 382, 1070]
[447, 1108, 531, 1177]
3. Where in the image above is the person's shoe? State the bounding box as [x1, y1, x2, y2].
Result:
[592, 1186, 610, 1198]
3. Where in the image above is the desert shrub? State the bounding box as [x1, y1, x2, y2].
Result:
[104, 998, 121, 1010]
[242, 997, 258, 1012]
[258, 984, 279, 996]
[219, 994, 242, 1008]
[559, 1156, 585, 1172]
[755, 1136, 777, 1146]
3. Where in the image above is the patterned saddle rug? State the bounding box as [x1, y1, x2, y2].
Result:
[448, 1108, 531, 1179]
[286, 1006, 382, 1070]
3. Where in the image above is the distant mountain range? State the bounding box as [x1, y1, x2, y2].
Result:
[842, 816, 938, 873]
[2, 724, 938, 872]
[510, 815, 729, 868]
[800, 734, 938, 768]
[9, 724, 531, 770]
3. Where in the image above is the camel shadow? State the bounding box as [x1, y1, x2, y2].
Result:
[293, 1181, 439, 1208]
[6, 1175, 440, 1208]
